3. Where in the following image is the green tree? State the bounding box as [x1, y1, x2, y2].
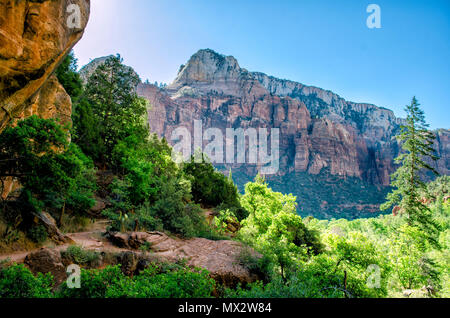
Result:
[0, 116, 95, 228]
[239, 175, 322, 279]
[183, 153, 247, 220]
[381, 97, 440, 246]
[388, 224, 440, 291]
[74, 55, 148, 167]
[56, 51, 83, 101]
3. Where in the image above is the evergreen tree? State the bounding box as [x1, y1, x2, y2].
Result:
[56, 51, 83, 101]
[182, 153, 247, 220]
[73, 55, 149, 167]
[381, 97, 440, 246]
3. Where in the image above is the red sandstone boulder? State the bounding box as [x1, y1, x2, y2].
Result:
[107, 231, 261, 287]
[24, 248, 67, 285]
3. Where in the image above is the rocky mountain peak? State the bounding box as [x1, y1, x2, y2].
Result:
[168, 49, 256, 97]
[172, 49, 241, 84]
[79, 55, 140, 85]
[79, 56, 114, 83]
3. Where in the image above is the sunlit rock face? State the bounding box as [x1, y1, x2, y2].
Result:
[0, 0, 90, 131]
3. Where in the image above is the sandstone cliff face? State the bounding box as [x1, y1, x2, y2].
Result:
[435, 129, 450, 176]
[138, 50, 448, 188]
[0, 0, 90, 132]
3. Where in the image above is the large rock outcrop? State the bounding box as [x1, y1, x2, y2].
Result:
[0, 0, 90, 132]
[24, 248, 67, 285]
[108, 231, 261, 287]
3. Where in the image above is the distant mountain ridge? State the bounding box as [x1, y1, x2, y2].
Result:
[81, 49, 450, 219]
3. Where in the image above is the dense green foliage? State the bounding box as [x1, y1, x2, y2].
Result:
[227, 175, 449, 298]
[238, 175, 322, 279]
[0, 263, 215, 299]
[70, 55, 211, 238]
[73, 55, 149, 167]
[61, 245, 101, 267]
[0, 116, 96, 231]
[183, 155, 247, 220]
[56, 52, 83, 101]
[0, 264, 53, 298]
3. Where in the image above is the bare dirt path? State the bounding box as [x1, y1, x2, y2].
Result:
[0, 221, 124, 264]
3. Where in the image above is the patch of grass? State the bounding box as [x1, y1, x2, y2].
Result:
[60, 215, 93, 233]
[61, 245, 100, 267]
[0, 220, 39, 253]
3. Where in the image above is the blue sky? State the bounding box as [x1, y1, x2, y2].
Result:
[73, 0, 449, 129]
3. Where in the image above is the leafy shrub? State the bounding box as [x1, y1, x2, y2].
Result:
[106, 265, 215, 298]
[57, 265, 124, 298]
[57, 264, 215, 298]
[227, 251, 388, 299]
[27, 225, 48, 244]
[214, 209, 239, 234]
[183, 155, 247, 220]
[0, 264, 53, 298]
[104, 177, 209, 238]
[0, 116, 96, 228]
[61, 246, 100, 267]
[237, 248, 272, 283]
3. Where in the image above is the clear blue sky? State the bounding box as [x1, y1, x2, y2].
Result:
[73, 0, 450, 129]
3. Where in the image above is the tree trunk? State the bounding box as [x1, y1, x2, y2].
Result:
[59, 201, 66, 228]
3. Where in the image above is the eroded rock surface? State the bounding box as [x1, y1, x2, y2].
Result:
[24, 248, 67, 285]
[0, 0, 90, 131]
[138, 49, 449, 217]
[108, 231, 261, 287]
[32, 211, 74, 245]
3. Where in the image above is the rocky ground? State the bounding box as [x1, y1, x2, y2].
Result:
[0, 220, 261, 288]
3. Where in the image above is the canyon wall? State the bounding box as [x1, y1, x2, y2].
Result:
[0, 0, 90, 132]
[139, 49, 450, 218]
[84, 49, 450, 218]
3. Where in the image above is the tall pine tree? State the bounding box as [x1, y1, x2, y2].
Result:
[73, 55, 149, 167]
[381, 97, 440, 246]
